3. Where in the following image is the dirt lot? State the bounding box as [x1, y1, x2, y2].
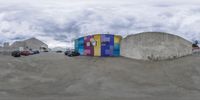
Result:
[0, 52, 200, 100]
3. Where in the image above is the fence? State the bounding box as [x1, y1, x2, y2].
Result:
[192, 49, 200, 56]
[0, 48, 13, 55]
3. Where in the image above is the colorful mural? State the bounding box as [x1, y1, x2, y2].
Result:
[75, 34, 122, 57]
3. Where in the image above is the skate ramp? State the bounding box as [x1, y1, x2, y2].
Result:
[120, 32, 192, 60]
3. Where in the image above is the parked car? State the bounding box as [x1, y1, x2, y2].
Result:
[44, 50, 49, 52]
[20, 51, 30, 56]
[33, 50, 40, 54]
[56, 50, 63, 53]
[68, 51, 80, 57]
[11, 51, 21, 57]
[29, 51, 35, 55]
[64, 50, 71, 56]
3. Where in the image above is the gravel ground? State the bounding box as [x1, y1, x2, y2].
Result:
[0, 52, 200, 100]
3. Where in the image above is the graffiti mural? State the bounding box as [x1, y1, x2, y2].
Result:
[75, 34, 122, 57]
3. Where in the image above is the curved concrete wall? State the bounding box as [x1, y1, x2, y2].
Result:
[120, 32, 193, 60]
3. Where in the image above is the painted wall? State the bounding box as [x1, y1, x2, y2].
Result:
[75, 34, 122, 57]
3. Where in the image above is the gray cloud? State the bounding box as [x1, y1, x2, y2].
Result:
[0, 2, 200, 48]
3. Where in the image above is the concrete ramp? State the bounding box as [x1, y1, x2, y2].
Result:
[120, 32, 193, 60]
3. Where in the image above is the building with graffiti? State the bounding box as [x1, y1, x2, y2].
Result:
[75, 34, 122, 56]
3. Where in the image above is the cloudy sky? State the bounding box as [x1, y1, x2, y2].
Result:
[0, 0, 200, 48]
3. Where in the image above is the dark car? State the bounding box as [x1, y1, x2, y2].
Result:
[11, 51, 21, 57]
[33, 50, 40, 54]
[44, 50, 49, 52]
[64, 50, 71, 56]
[20, 51, 30, 56]
[56, 50, 63, 53]
[68, 51, 80, 57]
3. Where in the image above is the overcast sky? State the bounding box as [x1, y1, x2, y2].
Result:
[0, 0, 200, 48]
